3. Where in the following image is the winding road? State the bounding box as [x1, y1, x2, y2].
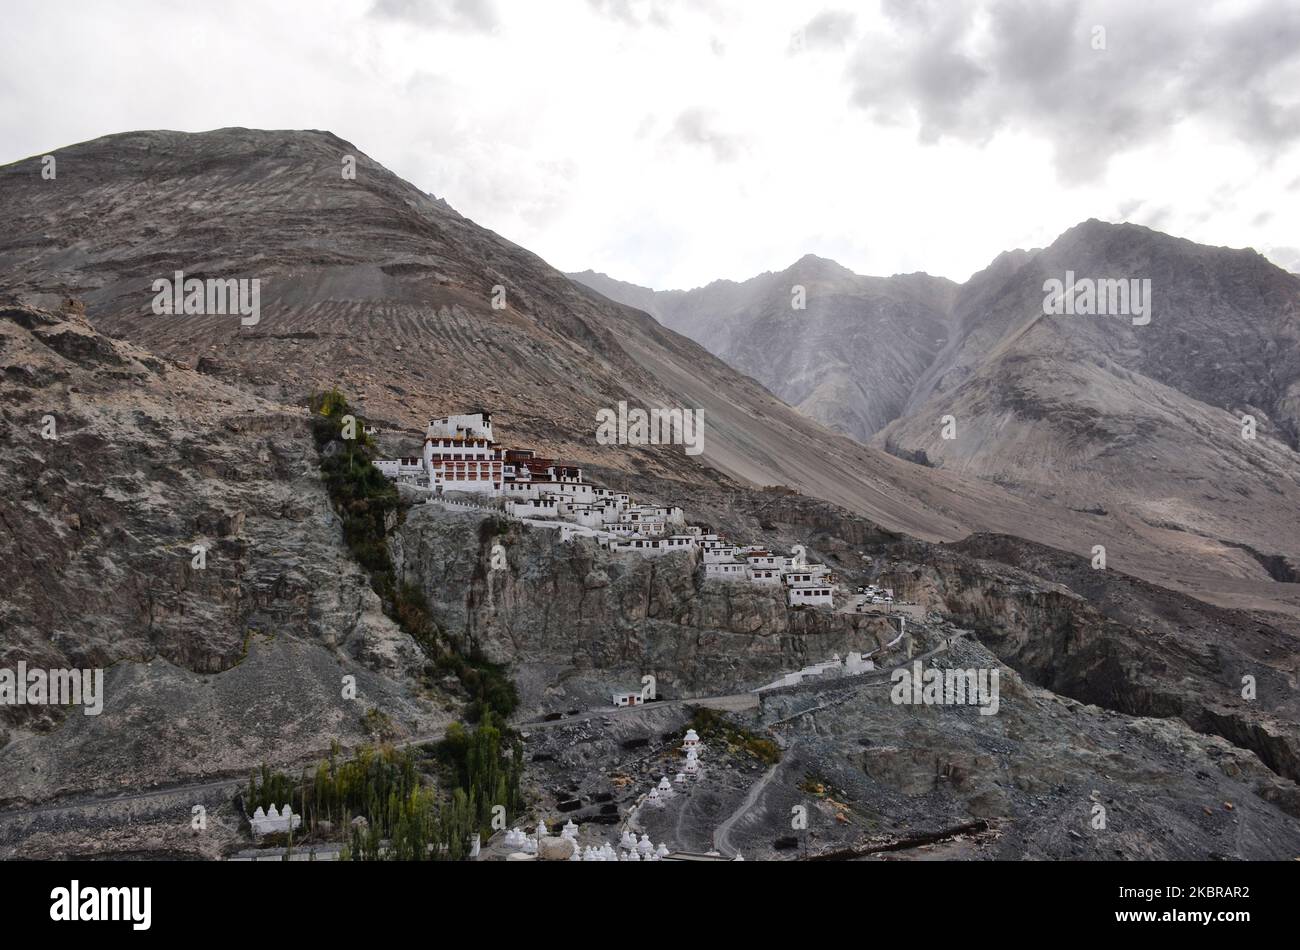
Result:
[713, 744, 792, 857]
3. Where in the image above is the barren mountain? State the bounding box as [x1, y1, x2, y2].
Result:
[4, 129, 1299, 617]
[877, 220, 1300, 583]
[577, 223, 1300, 615]
[0, 301, 450, 813]
[570, 259, 957, 441]
[904, 221, 1300, 444]
[3, 130, 1300, 860]
[5, 126, 1286, 620]
[0, 128, 967, 514]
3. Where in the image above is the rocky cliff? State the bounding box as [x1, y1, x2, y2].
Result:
[875, 534, 1300, 787]
[0, 303, 449, 804]
[394, 504, 894, 710]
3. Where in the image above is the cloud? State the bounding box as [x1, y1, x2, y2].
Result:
[844, 0, 1300, 182]
[791, 10, 857, 53]
[667, 108, 743, 161]
[586, 0, 672, 29]
[1137, 205, 1173, 232]
[1115, 198, 1143, 219]
[2, 0, 1297, 291]
[369, 0, 497, 32]
[1263, 245, 1300, 273]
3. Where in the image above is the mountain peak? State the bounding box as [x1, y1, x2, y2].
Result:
[784, 253, 855, 280]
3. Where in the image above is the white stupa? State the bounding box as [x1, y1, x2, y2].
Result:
[562, 819, 579, 840]
[655, 843, 670, 859]
[657, 777, 674, 797]
[637, 834, 654, 857]
[682, 728, 700, 751]
[620, 830, 637, 851]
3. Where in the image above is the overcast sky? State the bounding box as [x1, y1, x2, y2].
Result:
[3, 0, 1298, 288]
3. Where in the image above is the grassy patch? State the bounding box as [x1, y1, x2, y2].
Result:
[687, 707, 781, 766]
[361, 707, 399, 742]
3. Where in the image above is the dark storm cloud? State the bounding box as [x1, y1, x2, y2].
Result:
[848, 1, 988, 142]
[369, 0, 498, 31]
[845, 0, 1300, 181]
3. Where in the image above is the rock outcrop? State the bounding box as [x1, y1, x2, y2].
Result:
[395, 505, 893, 708]
[0, 304, 450, 803]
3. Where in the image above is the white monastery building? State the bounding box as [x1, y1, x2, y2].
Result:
[372, 411, 836, 607]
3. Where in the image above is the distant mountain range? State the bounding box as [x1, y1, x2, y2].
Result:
[572, 221, 1300, 596]
[570, 259, 957, 442]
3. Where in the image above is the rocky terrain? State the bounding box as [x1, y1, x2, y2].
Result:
[4, 129, 1294, 619]
[577, 223, 1300, 617]
[877, 221, 1300, 583]
[390, 488, 1300, 859]
[0, 303, 452, 811]
[879, 534, 1300, 786]
[0, 129, 1298, 860]
[522, 625, 1300, 861]
[394, 502, 897, 711]
[571, 259, 957, 441]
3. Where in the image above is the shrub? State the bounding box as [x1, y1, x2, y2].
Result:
[309, 389, 518, 723]
[687, 707, 781, 766]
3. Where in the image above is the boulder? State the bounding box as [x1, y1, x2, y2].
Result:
[537, 836, 576, 861]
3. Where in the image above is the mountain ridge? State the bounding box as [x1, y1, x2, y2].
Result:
[571, 218, 1300, 610]
[5, 128, 1300, 861]
[3, 128, 1297, 621]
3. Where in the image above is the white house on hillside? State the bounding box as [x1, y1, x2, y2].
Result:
[372, 411, 837, 608]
